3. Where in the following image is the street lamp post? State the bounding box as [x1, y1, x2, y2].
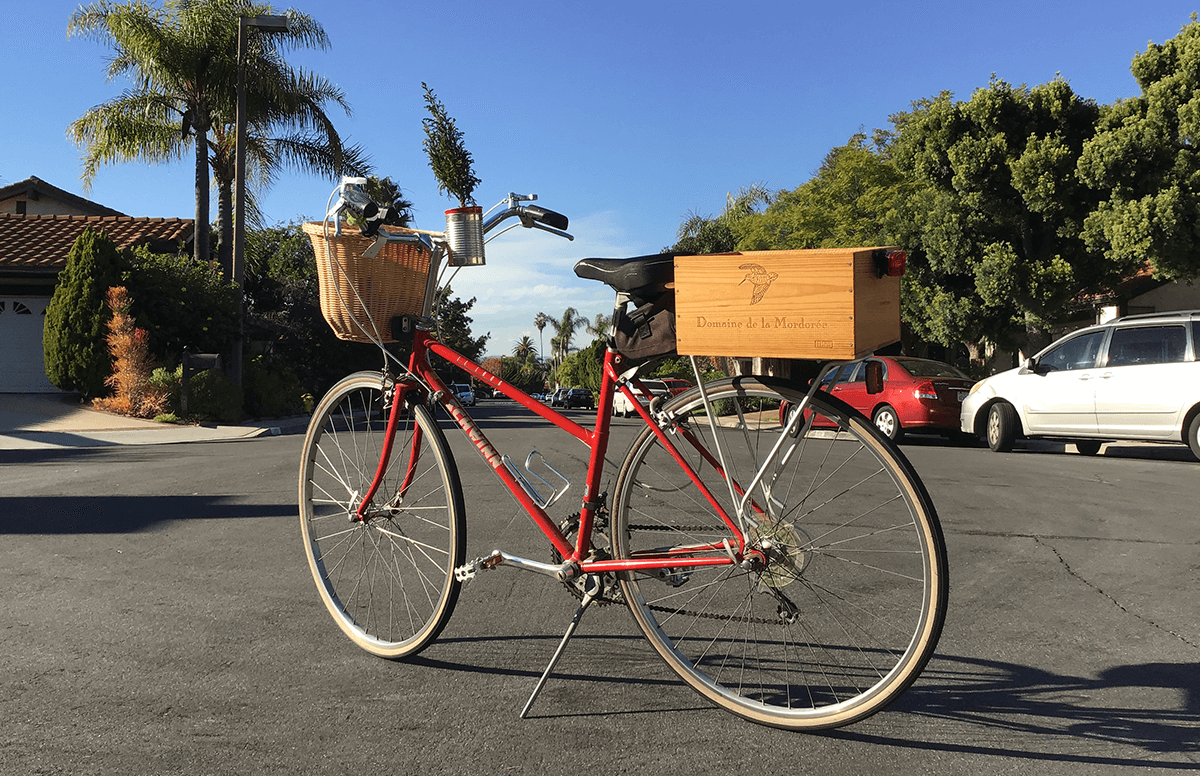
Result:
[232, 13, 289, 388]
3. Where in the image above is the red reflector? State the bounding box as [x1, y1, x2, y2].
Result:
[886, 250, 906, 277]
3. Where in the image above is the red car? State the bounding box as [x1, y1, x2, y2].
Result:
[787, 357, 974, 442]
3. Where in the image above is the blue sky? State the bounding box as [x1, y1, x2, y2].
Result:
[1, 1, 1195, 357]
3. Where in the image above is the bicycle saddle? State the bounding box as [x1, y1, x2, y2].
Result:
[573, 253, 675, 292]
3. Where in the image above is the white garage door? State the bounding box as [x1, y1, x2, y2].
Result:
[0, 297, 61, 393]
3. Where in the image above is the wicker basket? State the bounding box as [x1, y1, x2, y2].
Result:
[303, 221, 431, 343]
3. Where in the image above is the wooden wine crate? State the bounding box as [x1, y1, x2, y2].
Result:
[673, 248, 901, 360]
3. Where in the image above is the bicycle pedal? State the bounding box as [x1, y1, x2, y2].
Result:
[454, 558, 483, 584]
[454, 551, 504, 584]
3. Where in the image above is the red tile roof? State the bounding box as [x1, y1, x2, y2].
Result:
[0, 214, 195, 274]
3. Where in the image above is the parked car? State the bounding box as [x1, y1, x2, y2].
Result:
[659, 378, 692, 395]
[550, 389, 568, 407]
[961, 310, 1200, 458]
[565, 388, 595, 409]
[451, 383, 476, 406]
[799, 357, 974, 442]
[613, 378, 671, 417]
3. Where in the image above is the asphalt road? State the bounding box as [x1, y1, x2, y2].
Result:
[2, 401, 1197, 775]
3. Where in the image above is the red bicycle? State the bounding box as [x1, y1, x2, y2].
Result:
[298, 179, 948, 730]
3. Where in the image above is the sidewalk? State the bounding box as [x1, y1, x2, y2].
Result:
[0, 393, 309, 451]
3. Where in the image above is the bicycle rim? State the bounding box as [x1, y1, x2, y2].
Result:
[299, 371, 465, 658]
[611, 377, 947, 729]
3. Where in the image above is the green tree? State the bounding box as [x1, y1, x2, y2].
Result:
[1078, 16, 1200, 281]
[44, 228, 125, 398]
[243, 220, 380, 396]
[557, 339, 606, 393]
[735, 133, 911, 251]
[891, 77, 1106, 353]
[432, 285, 488, 383]
[124, 244, 240, 357]
[670, 184, 771, 254]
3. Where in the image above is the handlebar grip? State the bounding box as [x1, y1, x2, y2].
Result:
[525, 206, 569, 231]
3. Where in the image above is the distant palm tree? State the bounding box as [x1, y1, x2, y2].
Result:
[534, 312, 549, 364]
[550, 307, 587, 361]
[68, 0, 365, 272]
[512, 335, 536, 362]
[585, 312, 613, 339]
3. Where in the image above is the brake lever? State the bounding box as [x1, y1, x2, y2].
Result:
[529, 221, 573, 241]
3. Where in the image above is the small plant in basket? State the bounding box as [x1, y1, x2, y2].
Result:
[421, 82, 481, 209]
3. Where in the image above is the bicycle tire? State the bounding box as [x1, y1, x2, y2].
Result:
[610, 376, 947, 730]
[299, 371, 466, 658]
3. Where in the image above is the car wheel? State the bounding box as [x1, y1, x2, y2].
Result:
[872, 405, 902, 442]
[1188, 413, 1200, 462]
[986, 402, 1018, 453]
[1075, 440, 1102, 456]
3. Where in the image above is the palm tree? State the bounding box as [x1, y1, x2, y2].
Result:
[534, 311, 551, 368]
[512, 335, 537, 362]
[551, 307, 587, 361]
[585, 312, 613, 340]
[68, 0, 363, 273]
[204, 7, 369, 274]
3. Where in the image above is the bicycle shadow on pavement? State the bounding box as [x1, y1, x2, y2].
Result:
[840, 653, 1200, 767]
[417, 635, 1198, 764]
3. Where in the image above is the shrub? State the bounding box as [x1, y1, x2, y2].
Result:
[243, 355, 306, 418]
[124, 245, 239, 357]
[43, 227, 125, 398]
[93, 287, 169, 418]
[148, 366, 182, 414]
[187, 368, 244, 424]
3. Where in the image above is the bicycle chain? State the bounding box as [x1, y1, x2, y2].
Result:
[555, 515, 791, 625]
[624, 524, 797, 627]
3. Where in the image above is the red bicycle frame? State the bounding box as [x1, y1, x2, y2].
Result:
[354, 328, 749, 575]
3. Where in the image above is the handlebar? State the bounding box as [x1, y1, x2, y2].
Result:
[328, 179, 573, 247]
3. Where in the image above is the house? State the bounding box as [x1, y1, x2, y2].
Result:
[0, 176, 193, 393]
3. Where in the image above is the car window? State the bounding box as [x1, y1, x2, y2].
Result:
[822, 363, 858, 386]
[1106, 325, 1188, 367]
[1038, 331, 1106, 372]
[896, 359, 965, 379]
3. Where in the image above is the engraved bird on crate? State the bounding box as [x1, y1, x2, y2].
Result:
[738, 263, 779, 305]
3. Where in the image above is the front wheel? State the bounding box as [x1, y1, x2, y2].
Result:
[1188, 413, 1200, 462]
[986, 402, 1018, 452]
[610, 376, 948, 730]
[299, 371, 466, 659]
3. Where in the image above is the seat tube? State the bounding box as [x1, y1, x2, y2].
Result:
[571, 349, 620, 562]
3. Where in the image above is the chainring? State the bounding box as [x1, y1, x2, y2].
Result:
[550, 504, 624, 606]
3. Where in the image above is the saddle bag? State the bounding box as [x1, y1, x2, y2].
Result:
[612, 289, 677, 370]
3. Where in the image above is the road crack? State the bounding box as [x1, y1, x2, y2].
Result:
[1034, 536, 1199, 650]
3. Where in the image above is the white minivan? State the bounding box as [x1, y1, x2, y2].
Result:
[960, 310, 1200, 459]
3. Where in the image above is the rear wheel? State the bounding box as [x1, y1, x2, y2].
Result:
[611, 377, 948, 730]
[1075, 440, 1102, 456]
[872, 404, 903, 441]
[986, 402, 1018, 452]
[1188, 413, 1200, 462]
[299, 371, 466, 659]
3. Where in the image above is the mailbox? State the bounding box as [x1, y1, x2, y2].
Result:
[181, 349, 222, 416]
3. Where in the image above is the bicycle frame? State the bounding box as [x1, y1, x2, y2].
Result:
[352, 328, 749, 579]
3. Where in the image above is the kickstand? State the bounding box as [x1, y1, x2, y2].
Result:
[519, 577, 600, 719]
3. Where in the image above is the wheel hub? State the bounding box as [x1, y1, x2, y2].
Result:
[750, 519, 812, 589]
